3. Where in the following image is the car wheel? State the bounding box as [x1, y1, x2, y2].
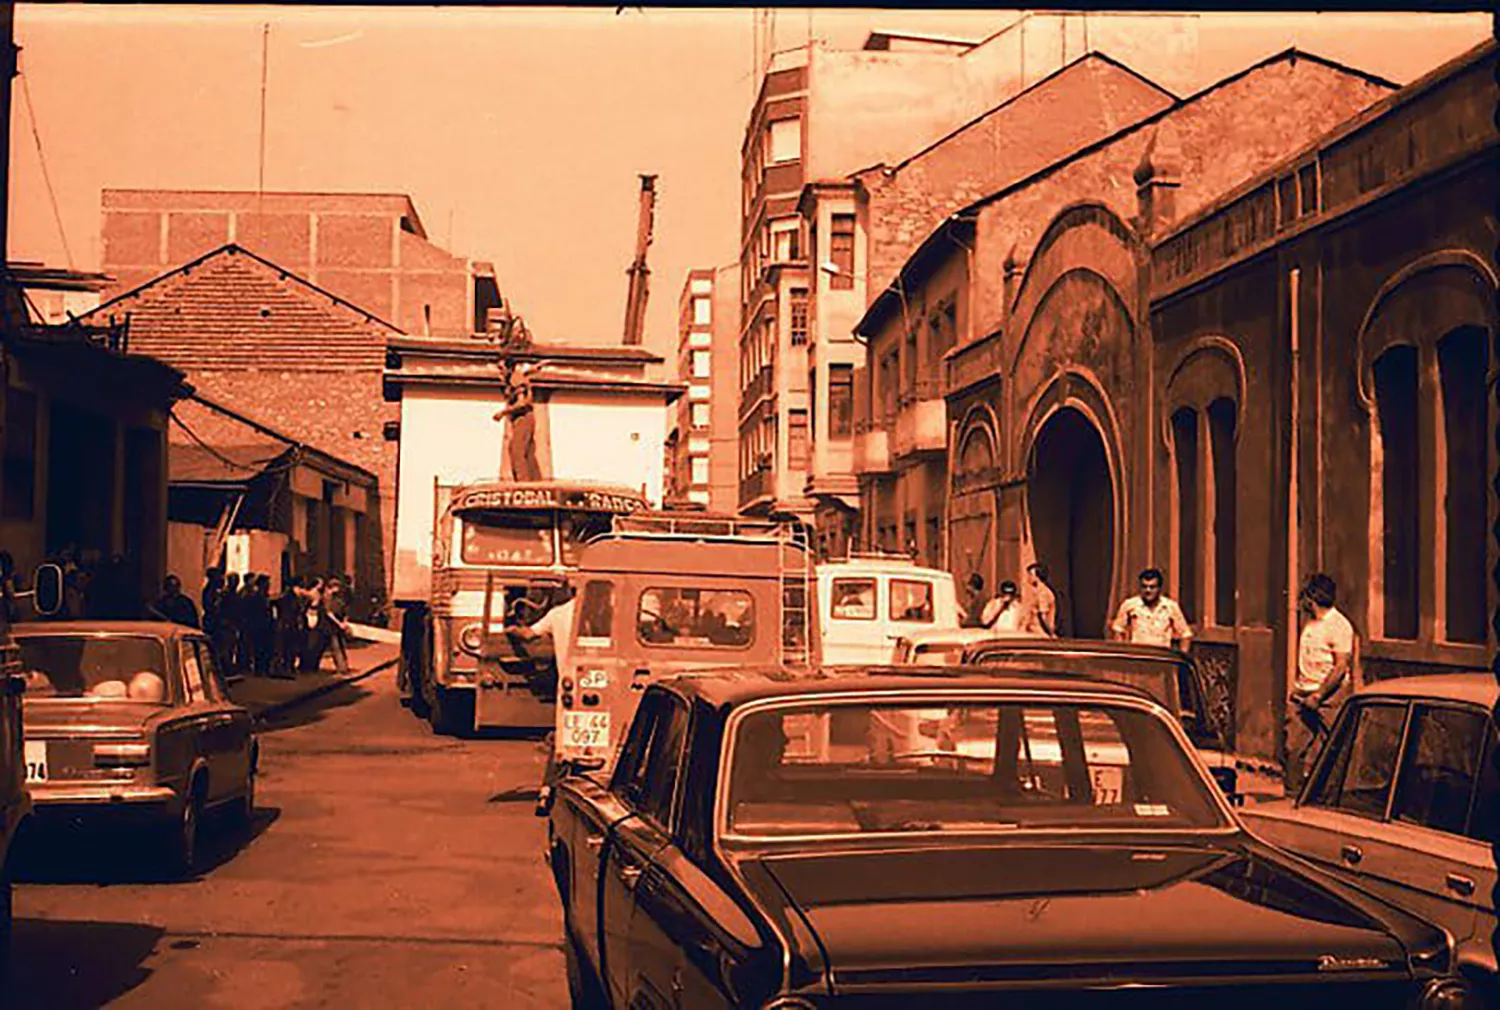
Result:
[563, 926, 607, 1010]
[231, 769, 256, 831]
[169, 786, 204, 877]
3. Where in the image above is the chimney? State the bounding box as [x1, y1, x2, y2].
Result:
[1134, 122, 1183, 238]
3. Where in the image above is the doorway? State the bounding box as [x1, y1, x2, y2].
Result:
[1027, 407, 1115, 638]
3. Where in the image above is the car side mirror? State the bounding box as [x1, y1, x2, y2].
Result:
[32, 563, 64, 617]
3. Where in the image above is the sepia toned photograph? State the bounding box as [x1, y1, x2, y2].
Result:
[0, 4, 1494, 1008]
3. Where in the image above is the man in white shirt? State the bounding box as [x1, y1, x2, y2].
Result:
[1110, 568, 1193, 651]
[1285, 572, 1356, 793]
[983, 580, 1028, 633]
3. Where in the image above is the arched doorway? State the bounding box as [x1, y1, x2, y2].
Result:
[1028, 407, 1114, 638]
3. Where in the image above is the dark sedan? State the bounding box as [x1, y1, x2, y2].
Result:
[11, 621, 257, 874]
[545, 667, 1479, 1009]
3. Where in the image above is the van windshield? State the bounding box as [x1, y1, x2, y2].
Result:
[637, 587, 754, 649]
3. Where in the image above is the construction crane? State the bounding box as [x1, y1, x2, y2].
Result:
[621, 173, 657, 346]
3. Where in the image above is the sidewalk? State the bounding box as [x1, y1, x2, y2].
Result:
[228, 638, 400, 722]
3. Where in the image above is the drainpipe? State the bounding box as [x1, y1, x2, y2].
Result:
[1285, 267, 1301, 732]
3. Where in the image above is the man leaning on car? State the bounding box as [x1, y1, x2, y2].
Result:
[1285, 572, 1357, 794]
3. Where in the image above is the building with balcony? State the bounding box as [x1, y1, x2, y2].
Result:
[851, 39, 1496, 762]
[667, 266, 738, 511]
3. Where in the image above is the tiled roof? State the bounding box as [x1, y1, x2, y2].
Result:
[169, 442, 288, 484]
[82, 244, 399, 372]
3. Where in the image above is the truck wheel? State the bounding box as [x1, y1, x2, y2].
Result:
[563, 927, 607, 1010]
[428, 686, 473, 738]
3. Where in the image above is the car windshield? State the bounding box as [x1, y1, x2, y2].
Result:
[971, 651, 1185, 715]
[724, 698, 1227, 838]
[16, 635, 173, 703]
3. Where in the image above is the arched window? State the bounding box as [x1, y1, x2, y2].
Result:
[1372, 344, 1420, 640]
[1171, 407, 1200, 623]
[1437, 326, 1487, 643]
[1207, 398, 1237, 625]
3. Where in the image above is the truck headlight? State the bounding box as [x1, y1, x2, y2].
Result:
[458, 623, 485, 655]
[1419, 977, 1481, 1010]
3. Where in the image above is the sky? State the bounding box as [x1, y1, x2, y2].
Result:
[7, 6, 1491, 365]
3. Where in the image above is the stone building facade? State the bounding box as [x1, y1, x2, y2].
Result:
[850, 44, 1493, 761]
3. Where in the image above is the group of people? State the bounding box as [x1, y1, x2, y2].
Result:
[151, 569, 353, 679]
[960, 562, 1059, 637]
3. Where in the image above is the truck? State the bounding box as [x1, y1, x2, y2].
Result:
[547, 514, 961, 783]
[396, 479, 650, 736]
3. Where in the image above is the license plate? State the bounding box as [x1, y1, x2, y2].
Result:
[24, 740, 48, 784]
[1091, 765, 1124, 804]
[562, 712, 610, 750]
[578, 669, 609, 690]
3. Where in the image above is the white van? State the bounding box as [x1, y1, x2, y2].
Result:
[816, 556, 960, 665]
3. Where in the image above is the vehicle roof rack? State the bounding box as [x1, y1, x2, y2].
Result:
[827, 549, 919, 563]
[606, 512, 811, 547]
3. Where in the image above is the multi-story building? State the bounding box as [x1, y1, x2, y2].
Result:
[737, 15, 1202, 553]
[667, 266, 738, 510]
[99, 189, 501, 339]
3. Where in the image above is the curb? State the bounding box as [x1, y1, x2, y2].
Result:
[249, 657, 399, 724]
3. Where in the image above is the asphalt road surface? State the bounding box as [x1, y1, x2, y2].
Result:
[8, 671, 568, 1009]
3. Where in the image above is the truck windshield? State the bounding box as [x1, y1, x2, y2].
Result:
[725, 699, 1227, 837]
[459, 514, 555, 566]
[17, 634, 172, 702]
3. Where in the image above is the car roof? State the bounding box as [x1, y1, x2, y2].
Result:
[967, 637, 1191, 663]
[820, 559, 952, 579]
[11, 620, 193, 638]
[658, 664, 1162, 709]
[1357, 672, 1498, 707]
[904, 627, 1025, 647]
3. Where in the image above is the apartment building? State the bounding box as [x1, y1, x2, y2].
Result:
[667, 266, 738, 511]
[738, 15, 1201, 555]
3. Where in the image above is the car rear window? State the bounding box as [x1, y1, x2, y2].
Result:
[17, 635, 173, 703]
[724, 698, 1228, 838]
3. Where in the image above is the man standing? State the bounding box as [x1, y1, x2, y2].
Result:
[1024, 562, 1057, 637]
[1285, 573, 1356, 794]
[983, 580, 1028, 633]
[1111, 568, 1193, 651]
[960, 573, 988, 629]
[152, 575, 200, 629]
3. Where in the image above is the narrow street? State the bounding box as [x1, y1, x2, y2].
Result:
[8, 671, 568, 1009]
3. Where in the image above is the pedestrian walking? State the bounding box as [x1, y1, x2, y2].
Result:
[1284, 573, 1357, 794]
[219, 572, 243, 675]
[960, 573, 988, 629]
[1024, 562, 1058, 637]
[324, 576, 352, 676]
[982, 580, 1029, 633]
[300, 577, 329, 674]
[1111, 568, 1193, 651]
[152, 574, 200, 628]
[240, 575, 273, 675]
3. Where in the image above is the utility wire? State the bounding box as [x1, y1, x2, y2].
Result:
[18, 65, 72, 269]
[168, 407, 301, 477]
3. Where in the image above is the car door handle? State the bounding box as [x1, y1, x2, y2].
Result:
[1445, 873, 1476, 897]
[1340, 844, 1363, 866]
[617, 863, 642, 891]
[584, 833, 604, 853]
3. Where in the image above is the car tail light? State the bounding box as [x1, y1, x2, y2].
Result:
[93, 742, 151, 767]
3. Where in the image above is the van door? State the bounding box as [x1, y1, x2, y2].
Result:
[885, 576, 939, 662]
[821, 573, 883, 665]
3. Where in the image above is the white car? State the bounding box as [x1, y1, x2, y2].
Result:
[1243, 673, 1497, 1000]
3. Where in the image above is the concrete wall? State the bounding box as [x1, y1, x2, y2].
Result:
[545, 392, 669, 506]
[392, 387, 508, 603]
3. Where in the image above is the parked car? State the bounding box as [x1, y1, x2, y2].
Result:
[891, 625, 1034, 666]
[816, 555, 960, 665]
[1243, 672, 1497, 1003]
[0, 632, 31, 971]
[10, 621, 257, 875]
[544, 666, 1477, 1009]
[958, 636, 1249, 802]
